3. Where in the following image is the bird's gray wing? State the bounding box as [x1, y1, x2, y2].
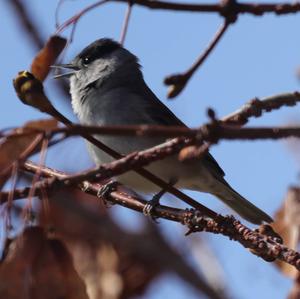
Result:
[138, 81, 225, 177]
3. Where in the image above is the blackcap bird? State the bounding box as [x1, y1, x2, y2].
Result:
[54, 38, 272, 224]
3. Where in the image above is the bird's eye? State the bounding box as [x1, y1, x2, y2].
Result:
[83, 56, 91, 66]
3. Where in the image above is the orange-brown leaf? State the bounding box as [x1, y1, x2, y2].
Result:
[0, 227, 88, 299]
[31, 35, 67, 82]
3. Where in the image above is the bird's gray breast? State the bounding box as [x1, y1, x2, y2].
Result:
[74, 87, 166, 164]
[72, 86, 217, 193]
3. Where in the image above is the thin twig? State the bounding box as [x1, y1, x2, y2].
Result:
[55, 0, 109, 34]
[55, 0, 66, 28]
[119, 2, 133, 45]
[8, 0, 44, 49]
[5, 162, 19, 230]
[165, 20, 231, 98]
[222, 92, 300, 125]
[23, 138, 49, 223]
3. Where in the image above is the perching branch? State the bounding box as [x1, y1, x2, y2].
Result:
[2, 160, 300, 271]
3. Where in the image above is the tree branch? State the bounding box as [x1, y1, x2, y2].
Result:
[3, 161, 300, 271]
[78, 0, 300, 16]
[222, 92, 300, 126]
[5, 92, 300, 139]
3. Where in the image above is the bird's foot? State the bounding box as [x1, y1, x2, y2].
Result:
[143, 178, 177, 222]
[143, 191, 163, 222]
[97, 181, 120, 207]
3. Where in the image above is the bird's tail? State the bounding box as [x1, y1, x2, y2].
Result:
[213, 183, 273, 224]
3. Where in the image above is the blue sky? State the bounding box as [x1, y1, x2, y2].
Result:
[1, 0, 300, 298]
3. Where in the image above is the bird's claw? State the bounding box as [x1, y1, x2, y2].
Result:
[143, 178, 177, 222]
[97, 181, 119, 207]
[143, 193, 162, 222]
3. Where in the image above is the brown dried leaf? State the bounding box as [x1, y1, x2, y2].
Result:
[0, 227, 88, 299]
[0, 119, 57, 187]
[31, 35, 67, 82]
[272, 187, 300, 278]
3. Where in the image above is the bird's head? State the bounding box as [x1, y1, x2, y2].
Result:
[53, 38, 141, 90]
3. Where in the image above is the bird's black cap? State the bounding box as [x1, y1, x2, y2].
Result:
[52, 39, 122, 79]
[77, 38, 121, 64]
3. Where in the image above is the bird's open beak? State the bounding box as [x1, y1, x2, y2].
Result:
[51, 63, 80, 79]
